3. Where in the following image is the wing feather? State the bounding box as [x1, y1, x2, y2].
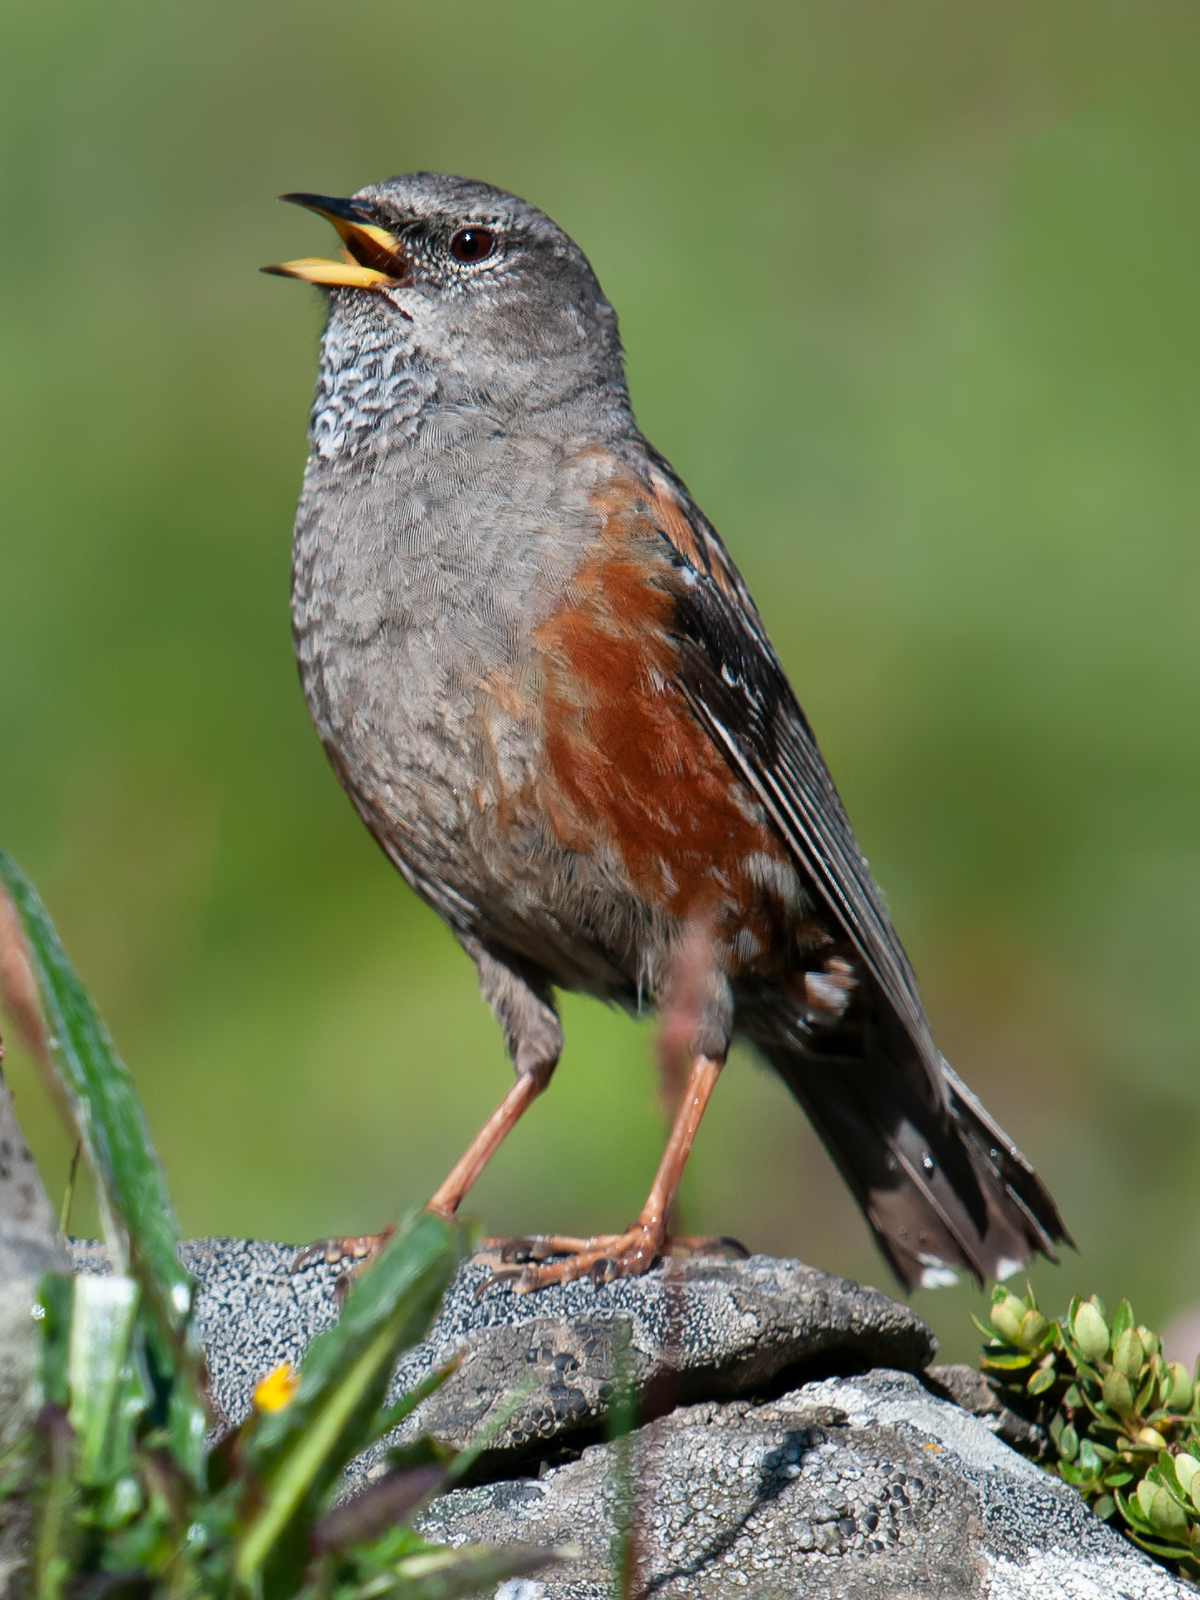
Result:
[640, 455, 941, 1085]
[633, 453, 1069, 1273]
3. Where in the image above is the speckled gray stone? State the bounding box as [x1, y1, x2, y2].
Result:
[420, 1370, 1194, 1598]
[1, 1086, 68, 1444]
[0, 1082, 69, 1596]
[374, 1249, 935, 1481]
[66, 1242, 1188, 1597]
[925, 1362, 1046, 1457]
[70, 1240, 935, 1468]
[69, 1238, 345, 1432]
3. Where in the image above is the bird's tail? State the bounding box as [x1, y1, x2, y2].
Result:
[764, 1037, 1071, 1291]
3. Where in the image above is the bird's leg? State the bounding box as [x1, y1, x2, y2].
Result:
[291, 1065, 556, 1272]
[430, 945, 562, 1217]
[292, 944, 562, 1275]
[426, 1061, 554, 1218]
[487, 1051, 729, 1293]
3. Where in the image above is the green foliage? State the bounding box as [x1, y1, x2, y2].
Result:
[0, 848, 208, 1483]
[977, 1283, 1200, 1579]
[0, 849, 569, 1598]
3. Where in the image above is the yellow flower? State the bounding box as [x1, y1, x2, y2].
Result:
[253, 1361, 299, 1413]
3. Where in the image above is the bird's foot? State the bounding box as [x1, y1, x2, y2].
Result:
[290, 1225, 396, 1274]
[481, 1224, 662, 1292]
[474, 1228, 748, 1294]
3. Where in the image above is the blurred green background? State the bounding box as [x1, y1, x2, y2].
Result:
[3, 0, 1199, 1363]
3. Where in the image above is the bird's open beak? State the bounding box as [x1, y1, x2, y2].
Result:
[262, 193, 411, 289]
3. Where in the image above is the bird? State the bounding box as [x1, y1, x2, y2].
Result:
[265, 173, 1069, 1295]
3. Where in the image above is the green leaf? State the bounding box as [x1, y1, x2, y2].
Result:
[1175, 1451, 1200, 1503]
[1138, 1477, 1189, 1535]
[36, 1274, 74, 1412]
[1165, 1362, 1194, 1414]
[1092, 1493, 1115, 1521]
[234, 1210, 465, 1597]
[1110, 1299, 1134, 1346]
[97, 1473, 142, 1530]
[1077, 1386, 1116, 1429]
[1072, 1301, 1110, 1365]
[1155, 1452, 1188, 1504]
[1139, 1369, 1164, 1420]
[1134, 1426, 1168, 1451]
[1027, 1365, 1055, 1396]
[0, 849, 207, 1477]
[1115, 1486, 1150, 1533]
[979, 1350, 1035, 1371]
[1058, 1424, 1079, 1462]
[1127, 1533, 1196, 1561]
[66, 1274, 138, 1484]
[989, 1295, 1025, 1344]
[1112, 1328, 1144, 1381]
[1017, 1310, 1050, 1349]
[1102, 1369, 1134, 1414]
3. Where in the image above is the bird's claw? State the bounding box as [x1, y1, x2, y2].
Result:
[474, 1223, 676, 1294]
[516, 1224, 663, 1293]
[290, 1227, 395, 1275]
[479, 1232, 624, 1265]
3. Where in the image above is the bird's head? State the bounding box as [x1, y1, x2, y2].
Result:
[265, 173, 626, 416]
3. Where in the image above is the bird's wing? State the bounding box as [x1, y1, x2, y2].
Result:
[639, 451, 942, 1087]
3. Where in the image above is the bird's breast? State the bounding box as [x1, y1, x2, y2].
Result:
[290, 434, 811, 993]
[289, 432, 618, 869]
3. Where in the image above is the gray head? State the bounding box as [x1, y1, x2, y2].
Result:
[266, 173, 631, 445]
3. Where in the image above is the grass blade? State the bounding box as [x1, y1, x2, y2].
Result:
[66, 1274, 138, 1482]
[234, 1211, 464, 1595]
[377, 1542, 575, 1600]
[0, 850, 206, 1474]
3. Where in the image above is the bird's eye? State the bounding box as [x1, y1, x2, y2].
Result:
[450, 227, 495, 263]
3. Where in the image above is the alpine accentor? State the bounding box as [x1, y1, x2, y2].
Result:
[266, 174, 1068, 1292]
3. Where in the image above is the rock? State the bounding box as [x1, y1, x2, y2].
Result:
[70, 1241, 936, 1472]
[420, 1369, 1193, 1598]
[0, 1079, 70, 1597]
[0, 1083, 69, 1446]
[925, 1361, 1047, 1457]
[67, 1240, 1194, 1597]
[376, 1250, 935, 1483]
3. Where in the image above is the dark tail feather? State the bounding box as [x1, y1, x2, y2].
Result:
[766, 1042, 1072, 1292]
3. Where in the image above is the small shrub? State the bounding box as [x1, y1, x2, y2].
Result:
[977, 1282, 1200, 1579]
